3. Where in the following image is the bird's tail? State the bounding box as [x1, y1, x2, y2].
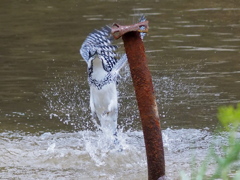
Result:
[99, 110, 118, 135]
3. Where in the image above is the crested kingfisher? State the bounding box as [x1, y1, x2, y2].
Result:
[80, 16, 146, 134]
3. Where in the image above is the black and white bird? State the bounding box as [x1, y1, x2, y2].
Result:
[80, 16, 147, 134]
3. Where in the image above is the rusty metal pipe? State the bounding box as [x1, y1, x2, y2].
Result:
[112, 23, 165, 180]
[111, 21, 149, 39]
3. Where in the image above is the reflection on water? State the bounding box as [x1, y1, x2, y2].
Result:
[0, 0, 240, 179]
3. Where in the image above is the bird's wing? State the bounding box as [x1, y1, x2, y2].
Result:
[80, 26, 118, 72]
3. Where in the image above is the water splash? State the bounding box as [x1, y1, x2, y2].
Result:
[42, 62, 141, 132]
[42, 70, 94, 130]
[0, 129, 229, 179]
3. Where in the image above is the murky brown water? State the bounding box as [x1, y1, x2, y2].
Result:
[0, 0, 240, 179]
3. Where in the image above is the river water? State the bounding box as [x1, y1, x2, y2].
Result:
[0, 0, 240, 179]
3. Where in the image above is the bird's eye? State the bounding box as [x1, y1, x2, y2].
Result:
[89, 50, 96, 59]
[89, 51, 92, 59]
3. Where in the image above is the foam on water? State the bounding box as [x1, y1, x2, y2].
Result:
[0, 129, 229, 179]
[0, 130, 145, 179]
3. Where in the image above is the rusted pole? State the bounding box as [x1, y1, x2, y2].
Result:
[112, 23, 165, 180]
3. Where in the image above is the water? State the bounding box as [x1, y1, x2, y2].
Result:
[0, 0, 240, 179]
[0, 129, 227, 179]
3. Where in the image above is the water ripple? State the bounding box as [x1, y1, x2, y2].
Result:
[0, 129, 229, 179]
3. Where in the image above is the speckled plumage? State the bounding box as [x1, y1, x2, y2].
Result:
[80, 16, 147, 133]
[80, 26, 126, 133]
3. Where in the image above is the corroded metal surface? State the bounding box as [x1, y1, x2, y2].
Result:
[112, 23, 165, 179]
[111, 21, 149, 39]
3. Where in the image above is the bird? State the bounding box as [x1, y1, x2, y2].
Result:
[80, 16, 147, 135]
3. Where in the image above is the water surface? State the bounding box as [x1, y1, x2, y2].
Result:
[0, 0, 240, 179]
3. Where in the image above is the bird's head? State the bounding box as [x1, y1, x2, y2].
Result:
[80, 44, 97, 65]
